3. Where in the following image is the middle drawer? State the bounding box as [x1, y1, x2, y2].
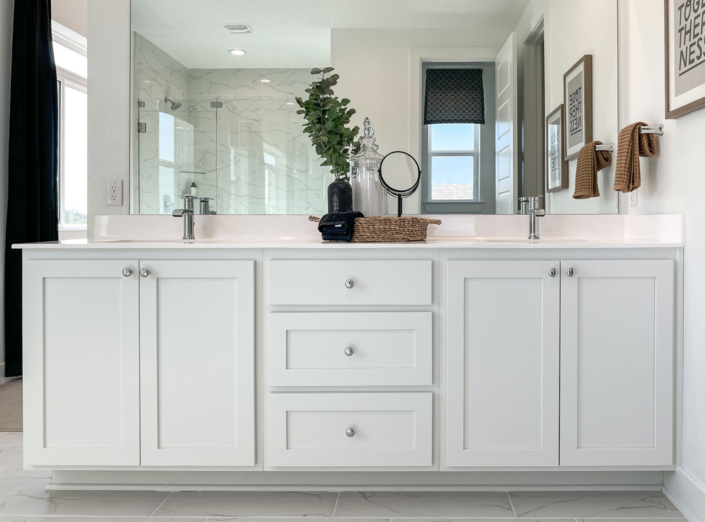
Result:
[268, 312, 432, 387]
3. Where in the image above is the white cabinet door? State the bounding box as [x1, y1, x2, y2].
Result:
[23, 260, 140, 466]
[560, 260, 674, 467]
[269, 393, 433, 468]
[446, 261, 560, 467]
[140, 260, 255, 467]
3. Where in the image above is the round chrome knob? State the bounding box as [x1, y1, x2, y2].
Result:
[344, 279, 355, 289]
[344, 346, 354, 356]
[122, 268, 133, 277]
[548, 268, 557, 277]
[346, 427, 356, 437]
[140, 268, 151, 278]
[566, 268, 576, 277]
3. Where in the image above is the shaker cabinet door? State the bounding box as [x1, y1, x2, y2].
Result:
[139, 260, 255, 467]
[560, 260, 674, 467]
[446, 260, 560, 467]
[23, 260, 141, 466]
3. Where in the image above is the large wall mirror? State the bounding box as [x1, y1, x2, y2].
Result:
[130, 0, 618, 215]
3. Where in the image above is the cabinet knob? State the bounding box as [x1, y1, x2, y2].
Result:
[346, 427, 356, 437]
[345, 279, 355, 289]
[566, 268, 576, 277]
[548, 268, 557, 277]
[344, 346, 354, 356]
[140, 268, 151, 278]
[122, 268, 133, 277]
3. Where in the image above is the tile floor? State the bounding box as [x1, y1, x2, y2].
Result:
[0, 433, 687, 521]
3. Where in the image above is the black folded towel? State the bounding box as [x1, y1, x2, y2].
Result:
[317, 211, 364, 242]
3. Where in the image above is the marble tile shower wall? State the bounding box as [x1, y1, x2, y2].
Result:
[134, 33, 329, 215]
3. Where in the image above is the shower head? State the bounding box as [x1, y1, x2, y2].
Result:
[164, 97, 182, 111]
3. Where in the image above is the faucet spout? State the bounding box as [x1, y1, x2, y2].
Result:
[526, 195, 545, 240]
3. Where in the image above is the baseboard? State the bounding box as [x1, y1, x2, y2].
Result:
[664, 467, 705, 522]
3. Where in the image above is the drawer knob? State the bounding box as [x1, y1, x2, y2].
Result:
[346, 427, 356, 437]
[566, 268, 576, 277]
[140, 268, 151, 278]
[122, 268, 133, 277]
[344, 346, 354, 356]
[548, 268, 557, 277]
[345, 279, 355, 289]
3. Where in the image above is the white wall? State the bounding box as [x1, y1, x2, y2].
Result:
[332, 29, 509, 215]
[87, 0, 131, 238]
[0, 0, 13, 381]
[618, 1, 705, 519]
[545, 0, 619, 215]
[51, 0, 87, 38]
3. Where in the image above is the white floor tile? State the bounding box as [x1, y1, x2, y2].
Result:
[154, 491, 338, 517]
[509, 491, 685, 519]
[334, 492, 515, 518]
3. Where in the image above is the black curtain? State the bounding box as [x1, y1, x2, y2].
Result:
[4, 0, 59, 377]
[424, 68, 486, 125]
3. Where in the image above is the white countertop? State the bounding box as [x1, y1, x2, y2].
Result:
[14, 237, 684, 249]
[13, 214, 685, 250]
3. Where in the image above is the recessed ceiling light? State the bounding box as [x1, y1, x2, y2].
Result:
[229, 49, 247, 56]
[260, 79, 272, 83]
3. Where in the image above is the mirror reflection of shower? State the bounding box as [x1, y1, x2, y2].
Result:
[164, 96, 181, 110]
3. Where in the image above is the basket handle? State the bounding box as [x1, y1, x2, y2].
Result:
[308, 216, 321, 223]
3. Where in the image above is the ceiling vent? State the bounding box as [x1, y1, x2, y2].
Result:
[224, 23, 254, 34]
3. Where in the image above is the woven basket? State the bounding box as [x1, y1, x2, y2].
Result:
[309, 215, 441, 243]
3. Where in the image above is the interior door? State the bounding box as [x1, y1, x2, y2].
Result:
[446, 260, 560, 467]
[560, 260, 674, 467]
[495, 33, 519, 214]
[140, 260, 255, 467]
[23, 260, 140, 466]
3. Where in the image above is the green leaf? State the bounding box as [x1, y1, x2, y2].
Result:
[323, 67, 335, 73]
[310, 68, 322, 75]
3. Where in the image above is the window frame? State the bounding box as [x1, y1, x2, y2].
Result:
[427, 123, 481, 203]
[53, 22, 88, 232]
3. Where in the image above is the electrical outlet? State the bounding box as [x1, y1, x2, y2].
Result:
[630, 190, 638, 208]
[108, 180, 123, 206]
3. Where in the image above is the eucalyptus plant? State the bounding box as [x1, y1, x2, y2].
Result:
[295, 67, 360, 182]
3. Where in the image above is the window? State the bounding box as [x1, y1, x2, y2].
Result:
[53, 22, 87, 230]
[428, 124, 479, 201]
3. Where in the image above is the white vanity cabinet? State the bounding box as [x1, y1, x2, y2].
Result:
[560, 260, 674, 467]
[23, 260, 141, 466]
[139, 260, 255, 467]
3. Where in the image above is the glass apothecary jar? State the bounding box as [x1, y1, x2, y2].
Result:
[351, 117, 387, 217]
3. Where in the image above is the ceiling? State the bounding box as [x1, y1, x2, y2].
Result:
[131, 0, 530, 69]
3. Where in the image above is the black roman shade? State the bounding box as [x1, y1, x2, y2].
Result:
[424, 68, 485, 125]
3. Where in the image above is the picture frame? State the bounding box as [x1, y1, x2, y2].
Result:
[563, 55, 593, 161]
[664, 0, 705, 118]
[546, 104, 568, 192]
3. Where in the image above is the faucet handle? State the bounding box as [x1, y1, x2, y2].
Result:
[172, 208, 194, 217]
[528, 195, 544, 211]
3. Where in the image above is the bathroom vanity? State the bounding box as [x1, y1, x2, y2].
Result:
[15, 214, 683, 490]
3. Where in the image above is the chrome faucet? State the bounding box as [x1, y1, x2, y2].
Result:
[527, 195, 545, 240]
[173, 195, 196, 240]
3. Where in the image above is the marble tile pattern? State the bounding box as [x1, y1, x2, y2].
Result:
[134, 33, 330, 215]
[0, 433, 686, 520]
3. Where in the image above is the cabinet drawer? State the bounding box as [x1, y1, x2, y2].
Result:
[268, 393, 432, 467]
[267, 260, 432, 305]
[269, 312, 432, 386]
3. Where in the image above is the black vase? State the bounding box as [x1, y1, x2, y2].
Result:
[327, 178, 353, 213]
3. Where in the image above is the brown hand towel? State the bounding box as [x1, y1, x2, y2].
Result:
[573, 141, 612, 199]
[614, 122, 657, 193]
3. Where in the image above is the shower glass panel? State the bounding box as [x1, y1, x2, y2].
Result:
[136, 94, 330, 215]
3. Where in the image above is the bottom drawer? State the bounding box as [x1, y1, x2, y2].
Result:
[268, 393, 432, 468]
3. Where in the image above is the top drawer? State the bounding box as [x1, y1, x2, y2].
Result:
[268, 260, 432, 306]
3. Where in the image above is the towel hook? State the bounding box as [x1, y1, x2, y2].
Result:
[640, 124, 664, 136]
[595, 144, 614, 152]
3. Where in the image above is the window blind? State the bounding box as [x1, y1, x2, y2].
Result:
[424, 68, 485, 125]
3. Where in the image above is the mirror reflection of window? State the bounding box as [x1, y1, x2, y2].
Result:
[429, 124, 479, 201]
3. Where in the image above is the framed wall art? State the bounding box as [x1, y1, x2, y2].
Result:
[546, 104, 568, 192]
[665, 0, 705, 118]
[563, 55, 593, 160]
